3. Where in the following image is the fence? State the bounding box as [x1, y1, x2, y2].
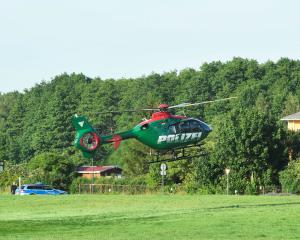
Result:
[259, 185, 284, 195]
[79, 184, 287, 195]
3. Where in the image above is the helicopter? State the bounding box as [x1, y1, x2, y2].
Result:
[72, 97, 236, 163]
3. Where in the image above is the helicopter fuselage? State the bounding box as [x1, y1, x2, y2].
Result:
[129, 111, 212, 150]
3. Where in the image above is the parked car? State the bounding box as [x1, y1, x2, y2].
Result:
[15, 183, 67, 195]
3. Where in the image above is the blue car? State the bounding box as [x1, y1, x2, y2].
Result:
[15, 183, 67, 195]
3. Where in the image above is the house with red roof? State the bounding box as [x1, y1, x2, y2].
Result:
[77, 165, 122, 179]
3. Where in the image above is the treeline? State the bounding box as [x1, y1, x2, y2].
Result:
[1, 57, 300, 194]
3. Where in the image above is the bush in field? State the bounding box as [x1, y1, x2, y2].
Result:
[279, 159, 300, 194]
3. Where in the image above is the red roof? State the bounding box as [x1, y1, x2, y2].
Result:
[77, 165, 122, 173]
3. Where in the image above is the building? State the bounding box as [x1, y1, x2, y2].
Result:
[77, 166, 122, 179]
[281, 112, 300, 131]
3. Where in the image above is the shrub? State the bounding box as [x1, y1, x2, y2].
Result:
[279, 159, 300, 194]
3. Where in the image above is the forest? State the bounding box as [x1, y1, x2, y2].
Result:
[1, 57, 300, 194]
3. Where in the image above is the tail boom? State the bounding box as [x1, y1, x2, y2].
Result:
[72, 115, 135, 158]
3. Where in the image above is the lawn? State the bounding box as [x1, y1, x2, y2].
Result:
[0, 194, 300, 240]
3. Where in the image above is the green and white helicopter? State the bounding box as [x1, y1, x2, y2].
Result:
[72, 97, 236, 163]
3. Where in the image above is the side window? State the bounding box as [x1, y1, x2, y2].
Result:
[189, 120, 201, 132]
[169, 125, 177, 134]
[28, 185, 43, 190]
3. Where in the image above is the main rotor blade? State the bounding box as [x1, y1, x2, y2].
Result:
[169, 97, 237, 109]
[94, 108, 158, 114]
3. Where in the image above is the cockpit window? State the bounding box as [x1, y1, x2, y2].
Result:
[189, 120, 201, 132]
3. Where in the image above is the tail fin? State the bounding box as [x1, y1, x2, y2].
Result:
[72, 115, 94, 131]
[72, 115, 101, 158]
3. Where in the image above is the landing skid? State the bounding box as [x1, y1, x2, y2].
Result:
[147, 144, 207, 164]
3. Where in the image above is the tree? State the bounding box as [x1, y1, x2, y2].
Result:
[208, 108, 283, 193]
[28, 152, 79, 190]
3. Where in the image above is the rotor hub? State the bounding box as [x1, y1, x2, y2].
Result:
[158, 103, 169, 112]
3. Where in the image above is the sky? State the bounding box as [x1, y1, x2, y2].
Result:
[0, 0, 299, 93]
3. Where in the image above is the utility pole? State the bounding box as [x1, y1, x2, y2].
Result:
[91, 157, 94, 194]
[18, 176, 22, 195]
[225, 168, 230, 195]
[0, 161, 4, 172]
[160, 163, 167, 193]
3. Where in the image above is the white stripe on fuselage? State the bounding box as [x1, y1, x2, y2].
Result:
[157, 132, 202, 144]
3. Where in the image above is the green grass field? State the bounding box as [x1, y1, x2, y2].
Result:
[0, 194, 300, 240]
